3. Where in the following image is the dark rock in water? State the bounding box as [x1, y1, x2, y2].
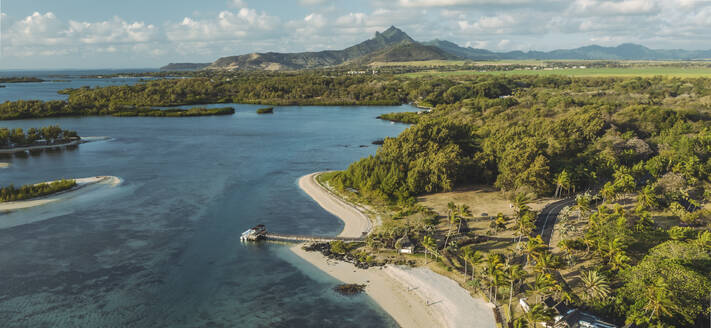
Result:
[257, 107, 274, 114]
[359, 145, 368, 148]
[334, 284, 366, 296]
[372, 139, 384, 145]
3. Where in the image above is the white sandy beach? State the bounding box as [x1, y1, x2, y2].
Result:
[294, 172, 497, 328]
[298, 172, 372, 238]
[0, 176, 122, 213]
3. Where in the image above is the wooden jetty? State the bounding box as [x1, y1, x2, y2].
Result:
[241, 224, 363, 243]
[264, 233, 362, 243]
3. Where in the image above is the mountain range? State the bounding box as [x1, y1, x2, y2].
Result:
[160, 26, 711, 71]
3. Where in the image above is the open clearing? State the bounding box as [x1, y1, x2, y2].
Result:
[404, 66, 711, 78]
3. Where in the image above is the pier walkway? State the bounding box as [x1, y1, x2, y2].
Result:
[264, 233, 363, 243]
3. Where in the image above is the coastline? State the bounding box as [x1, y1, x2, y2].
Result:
[0, 176, 122, 213]
[290, 244, 445, 328]
[294, 172, 497, 328]
[298, 172, 372, 238]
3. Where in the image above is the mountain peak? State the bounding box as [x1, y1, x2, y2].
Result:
[376, 26, 414, 44]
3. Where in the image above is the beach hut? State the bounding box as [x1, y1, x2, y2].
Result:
[396, 234, 414, 254]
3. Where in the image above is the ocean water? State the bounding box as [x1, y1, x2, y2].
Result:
[0, 69, 160, 102]
[0, 74, 412, 327]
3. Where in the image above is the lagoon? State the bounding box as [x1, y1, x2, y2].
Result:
[0, 102, 414, 327]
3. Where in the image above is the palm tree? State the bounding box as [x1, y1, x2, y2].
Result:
[525, 235, 545, 267]
[505, 263, 526, 322]
[529, 273, 556, 303]
[422, 236, 437, 264]
[554, 170, 571, 198]
[575, 193, 592, 218]
[443, 201, 458, 248]
[457, 204, 471, 233]
[462, 247, 483, 281]
[512, 317, 528, 328]
[523, 303, 555, 327]
[534, 251, 559, 273]
[695, 230, 711, 249]
[603, 237, 627, 268]
[643, 278, 675, 321]
[610, 251, 630, 272]
[578, 270, 610, 302]
[486, 253, 505, 303]
[558, 239, 576, 266]
[513, 211, 536, 248]
[637, 185, 658, 210]
[600, 181, 617, 203]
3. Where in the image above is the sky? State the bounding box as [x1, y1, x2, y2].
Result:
[1, 0, 710, 69]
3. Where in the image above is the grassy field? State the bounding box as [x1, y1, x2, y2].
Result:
[403, 66, 711, 78]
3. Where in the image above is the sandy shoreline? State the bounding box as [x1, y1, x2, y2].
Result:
[290, 245, 445, 328]
[294, 172, 496, 328]
[0, 176, 122, 213]
[298, 172, 372, 238]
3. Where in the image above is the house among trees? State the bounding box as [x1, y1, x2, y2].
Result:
[551, 309, 617, 328]
[520, 298, 617, 328]
[395, 234, 414, 254]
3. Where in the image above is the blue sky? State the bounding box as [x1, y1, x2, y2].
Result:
[1, 0, 711, 69]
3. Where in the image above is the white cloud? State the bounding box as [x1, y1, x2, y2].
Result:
[166, 9, 279, 42]
[569, 0, 660, 16]
[304, 13, 326, 28]
[335, 12, 367, 25]
[397, 0, 553, 7]
[229, 0, 247, 8]
[300, 0, 329, 4]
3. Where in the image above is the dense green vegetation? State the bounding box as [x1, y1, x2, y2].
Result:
[322, 74, 711, 327]
[111, 107, 235, 117]
[0, 97, 235, 120]
[0, 77, 44, 83]
[0, 74, 408, 119]
[0, 125, 78, 148]
[377, 111, 421, 124]
[0, 179, 76, 202]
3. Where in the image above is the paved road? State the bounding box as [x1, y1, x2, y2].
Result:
[536, 198, 576, 246]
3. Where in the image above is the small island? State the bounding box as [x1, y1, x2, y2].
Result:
[256, 107, 274, 114]
[0, 125, 81, 154]
[0, 176, 121, 215]
[1, 179, 76, 202]
[112, 106, 235, 117]
[0, 77, 45, 83]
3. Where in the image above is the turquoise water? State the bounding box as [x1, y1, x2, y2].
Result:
[0, 97, 412, 326]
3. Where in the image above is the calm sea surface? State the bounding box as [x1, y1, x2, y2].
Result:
[0, 72, 411, 327]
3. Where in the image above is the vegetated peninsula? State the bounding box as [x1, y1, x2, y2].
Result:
[288, 74, 711, 327]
